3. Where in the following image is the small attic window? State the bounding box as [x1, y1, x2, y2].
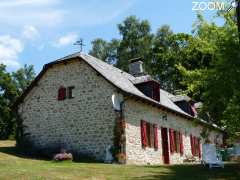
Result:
[135, 81, 160, 102]
[58, 86, 66, 100]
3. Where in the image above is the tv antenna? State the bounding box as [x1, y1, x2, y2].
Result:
[74, 38, 85, 52]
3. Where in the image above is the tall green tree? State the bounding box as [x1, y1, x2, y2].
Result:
[12, 64, 36, 94]
[90, 16, 154, 72]
[0, 64, 35, 139]
[151, 25, 176, 91]
[178, 13, 240, 136]
[89, 38, 119, 65]
[117, 16, 154, 71]
[151, 23, 215, 93]
[0, 65, 18, 139]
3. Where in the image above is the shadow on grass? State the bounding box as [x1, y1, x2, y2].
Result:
[132, 163, 240, 180]
[0, 145, 51, 161]
[0, 145, 101, 163]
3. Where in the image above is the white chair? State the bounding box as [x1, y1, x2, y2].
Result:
[202, 143, 224, 168]
[233, 143, 240, 156]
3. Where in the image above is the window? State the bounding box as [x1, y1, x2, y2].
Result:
[169, 129, 183, 155]
[146, 123, 154, 147]
[141, 120, 158, 150]
[174, 131, 180, 153]
[190, 135, 201, 158]
[58, 86, 75, 101]
[67, 86, 75, 98]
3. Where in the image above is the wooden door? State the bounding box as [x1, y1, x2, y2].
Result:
[161, 127, 170, 164]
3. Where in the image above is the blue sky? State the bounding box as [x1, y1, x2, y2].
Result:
[0, 0, 229, 73]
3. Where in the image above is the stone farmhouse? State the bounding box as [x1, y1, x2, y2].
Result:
[15, 53, 224, 165]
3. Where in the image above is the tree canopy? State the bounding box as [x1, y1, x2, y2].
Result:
[0, 64, 35, 139]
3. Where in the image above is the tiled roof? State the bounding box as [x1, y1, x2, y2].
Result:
[76, 53, 189, 116]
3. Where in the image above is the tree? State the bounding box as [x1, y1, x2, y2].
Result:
[12, 64, 36, 94]
[151, 25, 176, 91]
[0, 64, 18, 139]
[117, 16, 154, 71]
[89, 16, 154, 72]
[151, 23, 215, 93]
[0, 64, 35, 139]
[178, 13, 240, 136]
[89, 38, 119, 65]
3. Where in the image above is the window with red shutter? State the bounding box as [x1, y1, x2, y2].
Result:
[190, 135, 201, 157]
[141, 121, 158, 150]
[169, 129, 184, 154]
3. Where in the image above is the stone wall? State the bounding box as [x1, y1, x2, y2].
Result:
[124, 99, 223, 165]
[18, 59, 118, 160]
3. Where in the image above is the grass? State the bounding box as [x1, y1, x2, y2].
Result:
[0, 141, 239, 180]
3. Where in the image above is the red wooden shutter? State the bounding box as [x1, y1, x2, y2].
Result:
[190, 134, 195, 156]
[141, 120, 147, 148]
[179, 132, 184, 156]
[198, 138, 201, 159]
[153, 124, 158, 150]
[169, 129, 175, 154]
[58, 87, 66, 100]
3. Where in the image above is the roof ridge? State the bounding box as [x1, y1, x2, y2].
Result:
[81, 53, 134, 76]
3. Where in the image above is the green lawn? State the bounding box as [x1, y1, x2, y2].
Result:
[0, 141, 239, 180]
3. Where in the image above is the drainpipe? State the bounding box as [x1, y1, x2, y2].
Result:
[116, 97, 128, 164]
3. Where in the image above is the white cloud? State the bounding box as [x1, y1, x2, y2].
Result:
[53, 33, 78, 47]
[22, 25, 39, 40]
[0, 35, 24, 68]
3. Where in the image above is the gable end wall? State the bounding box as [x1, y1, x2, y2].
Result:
[18, 59, 118, 160]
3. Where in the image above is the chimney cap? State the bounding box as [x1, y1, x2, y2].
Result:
[129, 57, 143, 63]
[129, 57, 144, 76]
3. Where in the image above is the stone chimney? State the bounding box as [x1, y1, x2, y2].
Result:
[129, 57, 144, 76]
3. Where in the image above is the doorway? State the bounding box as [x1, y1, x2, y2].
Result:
[161, 127, 170, 164]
